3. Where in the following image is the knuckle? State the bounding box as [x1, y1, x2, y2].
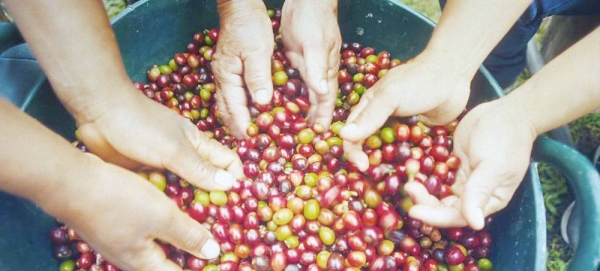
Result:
[212, 56, 243, 80]
[244, 72, 270, 86]
[358, 107, 380, 124]
[182, 125, 208, 150]
[242, 43, 272, 60]
[192, 158, 214, 181]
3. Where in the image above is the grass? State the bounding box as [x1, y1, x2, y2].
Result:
[539, 163, 575, 270]
[104, 1, 600, 270]
[103, 0, 126, 19]
[397, 0, 441, 21]
[571, 113, 600, 160]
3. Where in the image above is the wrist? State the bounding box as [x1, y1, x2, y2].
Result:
[217, 0, 267, 16]
[485, 96, 539, 140]
[496, 83, 546, 137]
[59, 81, 141, 125]
[285, 0, 337, 8]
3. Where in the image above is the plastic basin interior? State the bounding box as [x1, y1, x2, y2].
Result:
[0, 0, 545, 270]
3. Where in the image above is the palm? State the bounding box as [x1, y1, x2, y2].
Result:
[405, 102, 536, 229]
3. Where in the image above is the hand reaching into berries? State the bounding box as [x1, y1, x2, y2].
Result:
[1, 0, 243, 191]
[340, 56, 471, 171]
[404, 28, 600, 229]
[212, 0, 275, 138]
[338, 0, 541, 172]
[76, 88, 244, 191]
[0, 99, 221, 270]
[281, 0, 341, 128]
[404, 101, 537, 229]
[55, 155, 222, 270]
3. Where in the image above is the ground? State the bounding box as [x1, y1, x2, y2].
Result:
[103, 0, 599, 270]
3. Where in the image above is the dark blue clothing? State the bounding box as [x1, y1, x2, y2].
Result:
[439, 0, 600, 88]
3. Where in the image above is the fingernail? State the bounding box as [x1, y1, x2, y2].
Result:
[341, 123, 357, 136]
[200, 239, 220, 259]
[319, 79, 328, 94]
[254, 89, 271, 105]
[214, 169, 235, 189]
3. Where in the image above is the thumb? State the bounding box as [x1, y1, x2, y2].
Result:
[303, 46, 330, 95]
[158, 210, 221, 259]
[194, 134, 244, 180]
[342, 140, 369, 172]
[165, 127, 241, 191]
[340, 90, 395, 142]
[168, 146, 235, 191]
[460, 161, 500, 230]
[242, 50, 273, 105]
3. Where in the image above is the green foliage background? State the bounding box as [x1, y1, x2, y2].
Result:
[103, 0, 126, 19]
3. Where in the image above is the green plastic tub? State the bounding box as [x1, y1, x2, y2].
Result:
[1, 0, 599, 270]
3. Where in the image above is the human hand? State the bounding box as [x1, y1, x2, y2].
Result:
[75, 86, 243, 191]
[404, 101, 537, 229]
[340, 55, 471, 171]
[212, 0, 274, 138]
[47, 154, 220, 270]
[0, 98, 221, 270]
[281, 0, 341, 128]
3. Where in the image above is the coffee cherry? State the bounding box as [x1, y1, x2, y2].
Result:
[303, 199, 321, 220]
[445, 244, 467, 265]
[50, 15, 495, 271]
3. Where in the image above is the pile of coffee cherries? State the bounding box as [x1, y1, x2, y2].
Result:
[50, 8, 494, 271]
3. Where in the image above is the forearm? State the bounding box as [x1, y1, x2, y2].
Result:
[497, 28, 600, 135]
[282, 0, 337, 8]
[217, 0, 269, 15]
[0, 99, 89, 216]
[421, 0, 532, 79]
[3, 0, 133, 123]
